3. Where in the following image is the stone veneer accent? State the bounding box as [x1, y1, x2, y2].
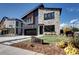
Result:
[38, 8, 60, 35]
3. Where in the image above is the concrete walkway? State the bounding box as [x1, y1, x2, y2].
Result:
[0, 44, 43, 55]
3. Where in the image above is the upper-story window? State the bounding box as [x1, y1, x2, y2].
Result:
[9, 25, 13, 28]
[44, 12, 55, 20]
[26, 17, 32, 24]
[21, 23, 23, 27]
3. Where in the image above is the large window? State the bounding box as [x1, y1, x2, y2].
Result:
[26, 17, 32, 24]
[21, 23, 23, 27]
[44, 25, 55, 32]
[9, 25, 13, 28]
[16, 21, 19, 27]
[44, 12, 55, 20]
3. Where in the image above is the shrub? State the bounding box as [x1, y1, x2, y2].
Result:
[64, 45, 79, 55]
[63, 27, 74, 37]
[73, 35, 79, 48]
[63, 27, 72, 34]
[56, 40, 67, 48]
[56, 34, 79, 55]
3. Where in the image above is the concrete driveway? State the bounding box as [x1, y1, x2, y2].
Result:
[0, 35, 44, 55]
[0, 36, 31, 42]
[0, 44, 43, 55]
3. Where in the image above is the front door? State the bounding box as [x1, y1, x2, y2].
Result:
[40, 26, 43, 34]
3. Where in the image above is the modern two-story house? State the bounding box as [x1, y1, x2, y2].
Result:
[22, 4, 62, 35]
[0, 17, 23, 36]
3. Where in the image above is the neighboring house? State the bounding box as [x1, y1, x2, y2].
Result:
[0, 17, 23, 36]
[21, 4, 62, 35]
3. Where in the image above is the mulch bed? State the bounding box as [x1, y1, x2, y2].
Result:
[11, 41, 65, 55]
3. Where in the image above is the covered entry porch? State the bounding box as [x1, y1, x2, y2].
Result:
[24, 25, 44, 35]
[24, 25, 56, 35]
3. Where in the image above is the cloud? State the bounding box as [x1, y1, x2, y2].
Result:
[60, 23, 68, 29]
[60, 23, 67, 27]
[67, 8, 79, 12]
[70, 18, 78, 23]
[66, 8, 74, 12]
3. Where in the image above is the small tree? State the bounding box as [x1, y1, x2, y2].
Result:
[63, 27, 72, 34]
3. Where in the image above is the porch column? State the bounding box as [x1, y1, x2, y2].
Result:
[43, 25, 44, 35]
[37, 25, 40, 35]
[22, 28, 24, 35]
[55, 24, 60, 35]
[14, 28, 16, 35]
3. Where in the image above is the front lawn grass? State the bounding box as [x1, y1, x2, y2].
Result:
[40, 35, 68, 43]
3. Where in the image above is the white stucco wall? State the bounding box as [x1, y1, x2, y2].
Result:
[4, 20, 16, 28]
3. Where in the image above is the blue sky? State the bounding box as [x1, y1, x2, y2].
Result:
[0, 3, 79, 24]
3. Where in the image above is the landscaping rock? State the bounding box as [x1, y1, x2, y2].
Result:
[31, 36, 44, 44]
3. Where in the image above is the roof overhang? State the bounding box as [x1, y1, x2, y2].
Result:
[44, 8, 62, 15]
[21, 4, 62, 19]
[21, 4, 44, 19]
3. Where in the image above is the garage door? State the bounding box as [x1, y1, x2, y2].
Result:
[24, 29, 37, 35]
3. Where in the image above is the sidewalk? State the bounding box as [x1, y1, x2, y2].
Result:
[0, 44, 43, 55]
